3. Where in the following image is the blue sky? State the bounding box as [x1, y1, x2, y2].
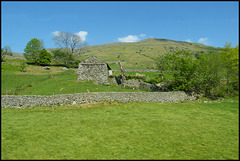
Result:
[1, 1, 239, 53]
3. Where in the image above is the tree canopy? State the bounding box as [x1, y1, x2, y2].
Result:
[24, 38, 44, 64]
[156, 43, 239, 99]
[53, 31, 88, 55]
[23, 38, 53, 65]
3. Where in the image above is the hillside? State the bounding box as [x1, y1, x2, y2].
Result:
[78, 38, 222, 69]
[8, 38, 222, 69]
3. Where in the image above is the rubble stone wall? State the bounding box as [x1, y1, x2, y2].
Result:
[1, 92, 196, 108]
[76, 64, 109, 84]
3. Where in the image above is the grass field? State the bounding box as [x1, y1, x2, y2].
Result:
[1, 97, 239, 160]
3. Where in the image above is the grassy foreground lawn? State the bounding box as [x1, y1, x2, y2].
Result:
[1, 98, 239, 160]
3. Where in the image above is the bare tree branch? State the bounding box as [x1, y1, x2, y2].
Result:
[53, 31, 87, 55]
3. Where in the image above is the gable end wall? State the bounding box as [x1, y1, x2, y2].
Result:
[77, 64, 109, 84]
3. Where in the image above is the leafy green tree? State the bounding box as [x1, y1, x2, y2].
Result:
[38, 49, 53, 65]
[156, 50, 227, 98]
[51, 49, 69, 66]
[157, 50, 198, 93]
[221, 42, 239, 93]
[51, 49, 78, 67]
[196, 52, 225, 98]
[24, 38, 44, 64]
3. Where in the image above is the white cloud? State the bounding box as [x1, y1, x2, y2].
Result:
[186, 39, 192, 42]
[52, 31, 88, 41]
[198, 37, 209, 45]
[75, 31, 88, 41]
[52, 31, 60, 36]
[139, 34, 146, 38]
[118, 35, 140, 42]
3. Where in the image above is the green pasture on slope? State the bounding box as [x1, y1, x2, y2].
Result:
[1, 60, 151, 95]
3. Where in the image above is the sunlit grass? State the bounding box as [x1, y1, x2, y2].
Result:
[1, 60, 150, 95]
[1, 99, 238, 160]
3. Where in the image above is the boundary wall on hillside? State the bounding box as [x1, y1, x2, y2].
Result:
[1, 92, 196, 108]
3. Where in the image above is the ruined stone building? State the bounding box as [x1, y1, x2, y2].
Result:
[75, 55, 112, 84]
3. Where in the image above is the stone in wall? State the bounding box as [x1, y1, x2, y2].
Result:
[125, 79, 141, 88]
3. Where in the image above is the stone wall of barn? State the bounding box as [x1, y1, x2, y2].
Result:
[76, 63, 109, 84]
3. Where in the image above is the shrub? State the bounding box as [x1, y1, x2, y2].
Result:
[52, 49, 79, 68]
[108, 74, 116, 78]
[146, 74, 163, 85]
[20, 62, 27, 72]
[125, 75, 145, 81]
[208, 85, 227, 100]
[38, 49, 52, 66]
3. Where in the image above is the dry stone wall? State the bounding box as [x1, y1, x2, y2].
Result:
[1, 92, 196, 108]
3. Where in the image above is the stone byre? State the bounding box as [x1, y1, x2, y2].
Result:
[75, 55, 112, 84]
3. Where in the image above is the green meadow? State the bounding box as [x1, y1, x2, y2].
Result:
[1, 59, 150, 95]
[1, 98, 239, 160]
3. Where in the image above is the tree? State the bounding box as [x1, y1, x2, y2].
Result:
[1, 48, 5, 62]
[51, 49, 78, 67]
[3, 46, 13, 56]
[53, 31, 88, 55]
[196, 52, 225, 98]
[24, 38, 44, 64]
[221, 42, 239, 93]
[156, 50, 226, 98]
[1, 46, 13, 62]
[51, 49, 69, 66]
[52, 31, 88, 67]
[157, 50, 198, 93]
[38, 49, 53, 65]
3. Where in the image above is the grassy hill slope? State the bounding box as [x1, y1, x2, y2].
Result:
[78, 38, 222, 69]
